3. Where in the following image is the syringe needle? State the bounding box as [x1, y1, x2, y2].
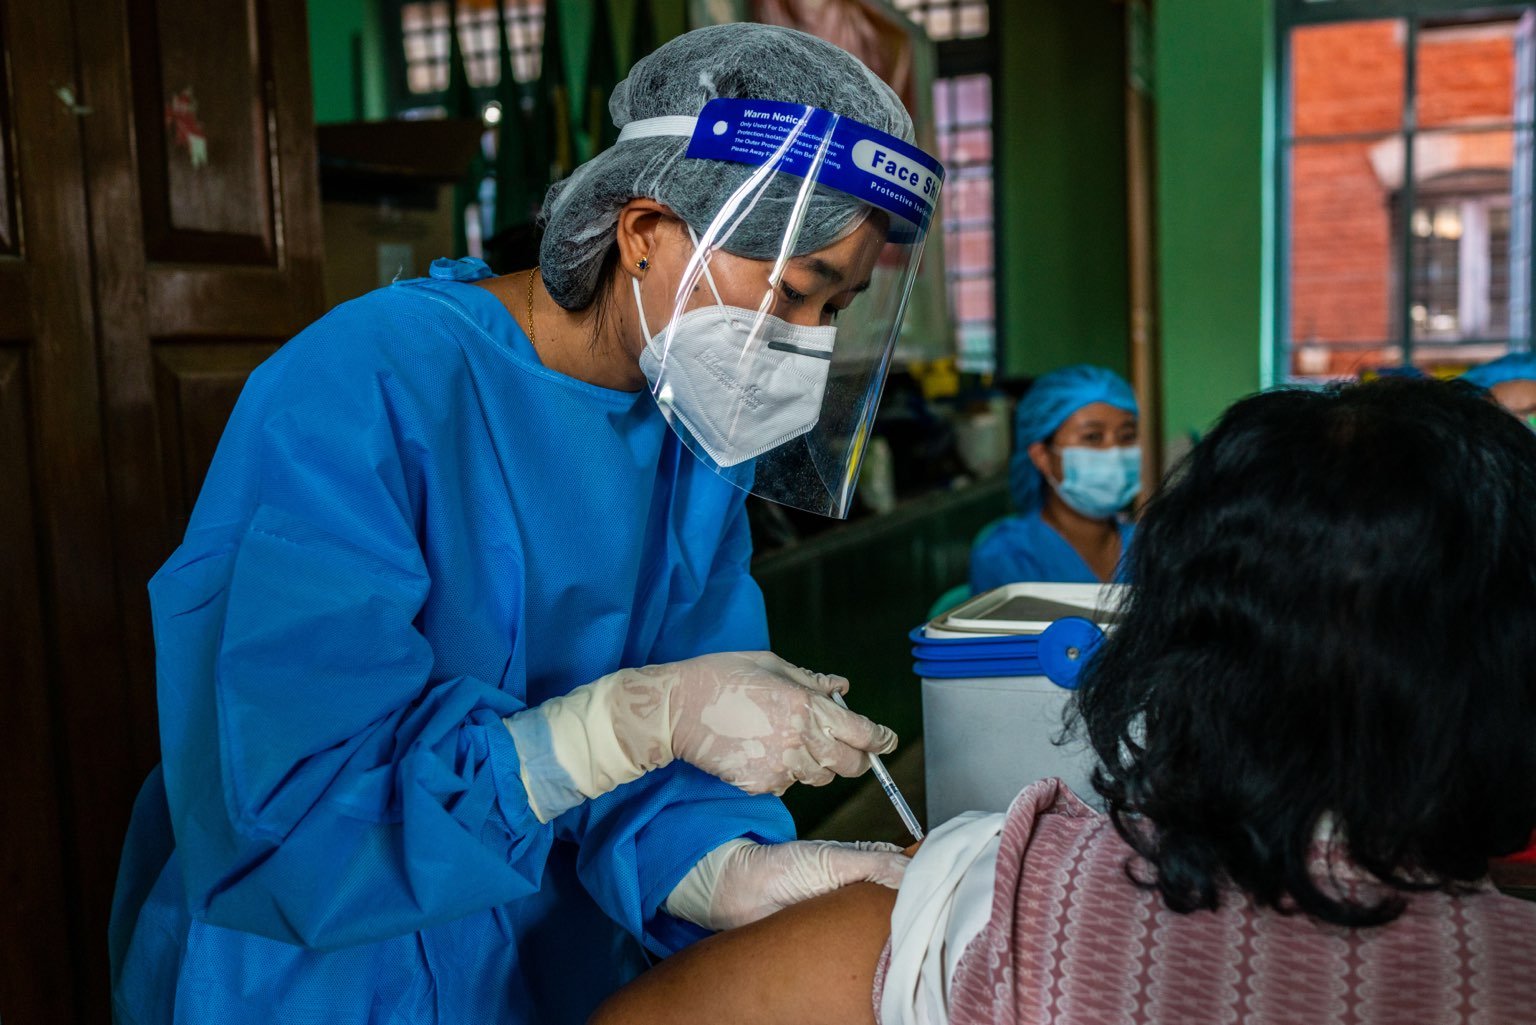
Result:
[831, 692, 925, 843]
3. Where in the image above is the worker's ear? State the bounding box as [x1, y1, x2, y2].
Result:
[615, 199, 683, 282]
[1028, 439, 1055, 481]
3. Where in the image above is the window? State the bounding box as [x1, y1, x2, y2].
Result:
[1398, 173, 1511, 344]
[1278, 1, 1536, 380]
[893, 0, 989, 41]
[393, 0, 544, 114]
[892, 0, 996, 374]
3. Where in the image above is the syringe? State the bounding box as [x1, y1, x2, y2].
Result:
[831, 692, 925, 843]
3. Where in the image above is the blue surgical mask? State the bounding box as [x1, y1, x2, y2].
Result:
[1050, 446, 1141, 518]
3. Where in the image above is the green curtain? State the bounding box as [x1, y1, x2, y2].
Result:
[492, 0, 548, 242]
[484, 0, 672, 271]
[583, 0, 623, 160]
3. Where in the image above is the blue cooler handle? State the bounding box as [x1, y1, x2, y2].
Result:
[1038, 617, 1106, 690]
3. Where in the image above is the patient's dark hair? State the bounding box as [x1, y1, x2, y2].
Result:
[1073, 377, 1536, 926]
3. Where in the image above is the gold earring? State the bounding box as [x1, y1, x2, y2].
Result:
[636, 256, 650, 271]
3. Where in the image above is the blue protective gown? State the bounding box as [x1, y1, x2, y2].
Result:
[968, 510, 1134, 594]
[108, 258, 794, 1025]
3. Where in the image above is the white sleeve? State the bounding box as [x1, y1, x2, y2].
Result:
[879, 811, 1006, 1025]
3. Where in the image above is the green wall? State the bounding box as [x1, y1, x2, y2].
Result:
[1154, 0, 1274, 451]
[307, 0, 389, 124]
[994, 1, 1131, 379]
[992, 0, 1276, 450]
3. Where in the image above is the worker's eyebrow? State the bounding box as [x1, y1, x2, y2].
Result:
[792, 256, 871, 294]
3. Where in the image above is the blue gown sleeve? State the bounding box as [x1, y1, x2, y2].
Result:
[553, 497, 796, 956]
[149, 348, 553, 952]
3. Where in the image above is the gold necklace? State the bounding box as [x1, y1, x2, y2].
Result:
[525, 267, 538, 346]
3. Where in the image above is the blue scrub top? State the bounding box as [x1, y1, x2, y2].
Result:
[109, 259, 795, 1025]
[968, 509, 1134, 593]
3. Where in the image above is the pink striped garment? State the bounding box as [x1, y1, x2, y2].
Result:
[935, 779, 1536, 1025]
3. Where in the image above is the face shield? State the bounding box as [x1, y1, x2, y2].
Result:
[618, 98, 944, 518]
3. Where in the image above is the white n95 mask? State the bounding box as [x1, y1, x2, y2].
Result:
[633, 268, 836, 469]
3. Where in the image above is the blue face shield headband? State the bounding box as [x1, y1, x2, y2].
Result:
[614, 99, 945, 518]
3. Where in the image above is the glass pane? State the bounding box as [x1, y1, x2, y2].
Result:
[956, 277, 993, 324]
[1416, 17, 1521, 130]
[462, 8, 499, 88]
[890, 0, 989, 43]
[1289, 139, 1400, 378]
[957, 1, 989, 40]
[945, 229, 992, 274]
[951, 127, 991, 162]
[948, 173, 990, 223]
[507, 0, 545, 83]
[925, 5, 954, 40]
[1290, 20, 1405, 139]
[1407, 129, 1523, 371]
[953, 75, 989, 124]
[403, 1, 450, 94]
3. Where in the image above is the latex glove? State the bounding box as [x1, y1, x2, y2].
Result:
[503, 651, 897, 822]
[665, 838, 910, 932]
[663, 651, 897, 794]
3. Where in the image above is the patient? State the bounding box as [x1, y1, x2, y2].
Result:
[593, 378, 1536, 1025]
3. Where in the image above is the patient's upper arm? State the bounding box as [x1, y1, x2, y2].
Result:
[589, 882, 897, 1025]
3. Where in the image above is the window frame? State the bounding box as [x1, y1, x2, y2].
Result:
[895, 6, 1000, 375]
[1274, 0, 1536, 379]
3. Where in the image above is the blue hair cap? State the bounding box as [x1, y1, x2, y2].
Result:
[1009, 364, 1138, 512]
[1461, 352, 1536, 390]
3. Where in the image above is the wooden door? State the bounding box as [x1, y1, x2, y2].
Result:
[0, 0, 125, 1021]
[1, 0, 323, 1020]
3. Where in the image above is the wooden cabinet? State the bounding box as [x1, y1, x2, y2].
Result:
[0, 0, 322, 1020]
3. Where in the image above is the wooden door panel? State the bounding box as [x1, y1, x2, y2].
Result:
[0, 264, 25, 336]
[76, 0, 325, 794]
[130, 0, 274, 261]
[1, 0, 323, 1019]
[155, 340, 282, 530]
[0, 1, 327, 1022]
[149, 265, 328, 337]
[0, 26, 15, 257]
[0, 344, 76, 1025]
[1, 0, 121, 1021]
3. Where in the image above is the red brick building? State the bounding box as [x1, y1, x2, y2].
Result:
[1289, 18, 1522, 377]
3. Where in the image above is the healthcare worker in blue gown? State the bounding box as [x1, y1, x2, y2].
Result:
[109, 22, 948, 1025]
[970, 365, 1140, 593]
[1463, 352, 1536, 426]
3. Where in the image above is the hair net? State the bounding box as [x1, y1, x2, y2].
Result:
[1461, 352, 1536, 390]
[537, 23, 914, 311]
[1009, 365, 1138, 512]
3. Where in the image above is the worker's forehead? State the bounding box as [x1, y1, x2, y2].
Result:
[1058, 402, 1137, 431]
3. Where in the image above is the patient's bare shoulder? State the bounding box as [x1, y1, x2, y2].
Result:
[589, 882, 898, 1025]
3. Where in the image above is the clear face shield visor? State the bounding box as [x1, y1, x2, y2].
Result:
[619, 98, 944, 518]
